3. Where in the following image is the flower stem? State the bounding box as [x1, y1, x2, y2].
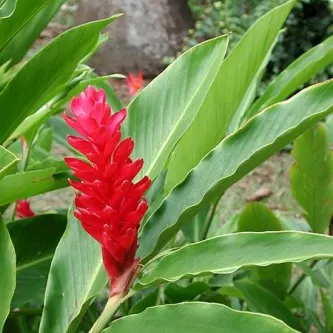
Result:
[88, 290, 135, 333]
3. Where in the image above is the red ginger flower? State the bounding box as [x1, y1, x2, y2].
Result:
[16, 200, 35, 218]
[126, 72, 143, 96]
[64, 86, 151, 295]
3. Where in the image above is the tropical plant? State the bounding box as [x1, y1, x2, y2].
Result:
[2, 1, 333, 333]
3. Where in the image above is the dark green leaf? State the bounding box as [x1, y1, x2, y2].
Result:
[7, 214, 67, 307]
[237, 203, 292, 297]
[235, 280, 304, 332]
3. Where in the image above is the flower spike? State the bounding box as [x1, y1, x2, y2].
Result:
[65, 86, 151, 295]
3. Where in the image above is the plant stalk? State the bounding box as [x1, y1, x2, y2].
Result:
[88, 293, 123, 333]
[88, 290, 135, 333]
[289, 260, 318, 295]
[10, 135, 35, 220]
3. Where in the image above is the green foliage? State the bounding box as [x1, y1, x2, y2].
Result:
[105, 303, 300, 333]
[290, 123, 333, 233]
[0, 217, 15, 332]
[138, 232, 333, 287]
[39, 207, 107, 333]
[138, 78, 333, 262]
[164, 0, 294, 192]
[2, 2, 333, 333]
[237, 203, 292, 297]
[8, 214, 67, 307]
[182, 0, 333, 90]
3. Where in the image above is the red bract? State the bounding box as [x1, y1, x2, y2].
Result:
[126, 72, 143, 96]
[64, 86, 151, 295]
[16, 200, 35, 218]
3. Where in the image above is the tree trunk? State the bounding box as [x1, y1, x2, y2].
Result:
[76, 0, 193, 76]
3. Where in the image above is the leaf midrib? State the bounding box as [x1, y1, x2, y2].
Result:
[16, 254, 53, 272]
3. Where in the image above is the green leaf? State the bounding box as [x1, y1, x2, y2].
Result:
[165, 282, 210, 302]
[238, 203, 282, 232]
[0, 16, 118, 145]
[0, 145, 19, 179]
[292, 277, 321, 331]
[0, 0, 51, 61]
[138, 79, 333, 262]
[0, 0, 65, 65]
[0, 0, 16, 18]
[320, 289, 333, 332]
[127, 35, 229, 180]
[0, 217, 15, 332]
[129, 289, 159, 315]
[7, 214, 67, 307]
[104, 303, 299, 333]
[0, 168, 69, 205]
[165, 0, 295, 193]
[290, 123, 333, 233]
[138, 231, 333, 287]
[235, 280, 304, 332]
[237, 203, 292, 297]
[246, 35, 333, 120]
[39, 206, 107, 333]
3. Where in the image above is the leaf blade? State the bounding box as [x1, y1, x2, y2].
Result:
[104, 302, 299, 333]
[139, 231, 333, 287]
[139, 79, 333, 261]
[127, 35, 229, 179]
[0, 217, 15, 331]
[165, 0, 295, 192]
[39, 207, 107, 333]
[290, 123, 333, 233]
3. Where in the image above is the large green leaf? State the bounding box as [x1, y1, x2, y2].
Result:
[39, 207, 107, 333]
[104, 302, 299, 333]
[0, 16, 117, 145]
[0, 0, 51, 58]
[127, 35, 229, 180]
[245, 35, 333, 120]
[0, 0, 16, 18]
[237, 203, 292, 297]
[7, 214, 67, 307]
[0, 0, 65, 65]
[235, 280, 304, 332]
[290, 123, 333, 233]
[0, 168, 69, 205]
[138, 231, 333, 287]
[138, 79, 333, 262]
[165, 0, 295, 193]
[0, 145, 18, 179]
[0, 217, 15, 332]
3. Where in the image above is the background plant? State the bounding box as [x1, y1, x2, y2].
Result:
[164, 0, 333, 94]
